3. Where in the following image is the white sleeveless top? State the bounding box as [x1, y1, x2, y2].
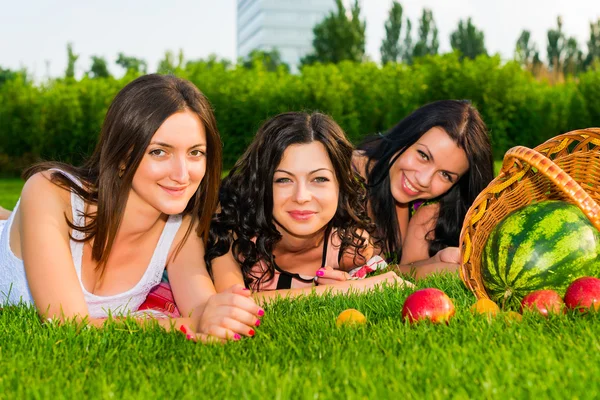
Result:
[0, 170, 182, 318]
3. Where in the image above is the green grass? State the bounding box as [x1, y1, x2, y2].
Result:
[0, 179, 23, 210]
[2, 275, 599, 399]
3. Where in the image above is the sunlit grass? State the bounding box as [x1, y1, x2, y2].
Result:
[1, 274, 599, 398]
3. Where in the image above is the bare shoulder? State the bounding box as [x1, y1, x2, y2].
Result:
[20, 171, 72, 214]
[168, 214, 205, 262]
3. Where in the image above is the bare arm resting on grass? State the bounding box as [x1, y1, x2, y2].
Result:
[210, 246, 413, 304]
[18, 173, 261, 343]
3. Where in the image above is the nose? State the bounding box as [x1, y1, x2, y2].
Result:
[170, 155, 190, 184]
[293, 181, 312, 204]
[414, 166, 435, 189]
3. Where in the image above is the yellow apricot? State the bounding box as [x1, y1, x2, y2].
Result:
[470, 298, 501, 316]
[336, 308, 367, 327]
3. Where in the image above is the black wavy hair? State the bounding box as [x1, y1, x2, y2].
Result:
[358, 100, 494, 260]
[206, 112, 376, 289]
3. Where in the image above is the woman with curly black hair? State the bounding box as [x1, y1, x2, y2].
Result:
[354, 100, 494, 279]
[206, 112, 412, 299]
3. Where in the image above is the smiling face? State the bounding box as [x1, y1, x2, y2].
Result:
[272, 141, 339, 238]
[130, 109, 207, 215]
[388, 127, 469, 204]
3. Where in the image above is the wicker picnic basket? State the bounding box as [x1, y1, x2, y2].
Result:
[459, 128, 600, 300]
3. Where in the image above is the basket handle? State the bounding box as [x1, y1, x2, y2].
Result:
[502, 145, 600, 230]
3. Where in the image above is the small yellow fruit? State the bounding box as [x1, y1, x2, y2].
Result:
[336, 308, 367, 327]
[470, 298, 500, 317]
[503, 311, 523, 323]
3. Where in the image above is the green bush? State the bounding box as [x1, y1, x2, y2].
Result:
[1, 54, 599, 174]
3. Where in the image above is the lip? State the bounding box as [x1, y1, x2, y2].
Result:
[401, 174, 421, 196]
[159, 184, 188, 197]
[288, 210, 316, 221]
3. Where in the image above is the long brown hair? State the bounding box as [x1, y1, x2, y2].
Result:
[24, 74, 222, 276]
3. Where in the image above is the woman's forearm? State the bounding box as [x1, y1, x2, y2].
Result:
[391, 260, 459, 280]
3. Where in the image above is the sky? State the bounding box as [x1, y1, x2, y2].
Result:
[2, 0, 599, 80]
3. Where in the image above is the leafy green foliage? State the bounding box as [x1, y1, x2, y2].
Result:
[0, 54, 599, 173]
[65, 43, 79, 79]
[412, 9, 438, 58]
[380, 1, 404, 64]
[450, 18, 487, 60]
[115, 53, 148, 74]
[88, 56, 110, 79]
[242, 49, 290, 73]
[301, 0, 366, 66]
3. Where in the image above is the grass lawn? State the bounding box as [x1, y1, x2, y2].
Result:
[2, 275, 600, 398]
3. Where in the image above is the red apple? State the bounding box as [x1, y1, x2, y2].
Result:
[564, 277, 600, 313]
[402, 288, 455, 324]
[520, 290, 564, 316]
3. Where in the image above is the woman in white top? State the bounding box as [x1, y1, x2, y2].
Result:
[0, 74, 262, 343]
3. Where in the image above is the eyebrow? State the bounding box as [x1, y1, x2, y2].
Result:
[417, 143, 460, 178]
[149, 141, 206, 149]
[275, 168, 334, 175]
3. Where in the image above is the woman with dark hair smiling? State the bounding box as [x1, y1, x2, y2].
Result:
[206, 112, 412, 300]
[353, 100, 494, 279]
[0, 74, 262, 342]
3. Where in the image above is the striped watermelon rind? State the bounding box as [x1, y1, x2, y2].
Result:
[481, 200, 600, 310]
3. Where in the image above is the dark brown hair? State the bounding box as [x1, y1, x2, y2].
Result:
[359, 100, 494, 260]
[24, 74, 222, 276]
[206, 112, 376, 290]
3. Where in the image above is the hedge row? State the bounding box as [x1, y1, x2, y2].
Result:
[1, 53, 599, 175]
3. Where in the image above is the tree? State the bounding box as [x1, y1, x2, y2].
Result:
[0, 66, 19, 86]
[547, 16, 566, 71]
[301, 0, 366, 65]
[65, 42, 79, 79]
[402, 19, 413, 64]
[88, 56, 110, 78]
[115, 53, 148, 74]
[380, 1, 404, 64]
[563, 37, 584, 76]
[412, 9, 438, 58]
[584, 18, 600, 70]
[515, 30, 538, 67]
[186, 54, 232, 70]
[450, 17, 487, 60]
[242, 49, 289, 72]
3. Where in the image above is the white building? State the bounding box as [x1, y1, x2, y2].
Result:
[237, 0, 335, 72]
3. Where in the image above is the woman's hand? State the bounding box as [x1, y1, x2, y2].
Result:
[354, 271, 415, 290]
[433, 247, 461, 264]
[314, 266, 350, 285]
[183, 285, 263, 343]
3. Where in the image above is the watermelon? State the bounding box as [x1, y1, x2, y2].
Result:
[481, 200, 600, 310]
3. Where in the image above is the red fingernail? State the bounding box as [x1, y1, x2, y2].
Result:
[258, 309, 265, 317]
[186, 334, 193, 340]
[179, 325, 187, 334]
[316, 270, 324, 277]
[243, 288, 250, 291]
[255, 319, 261, 327]
[249, 329, 255, 336]
[233, 334, 241, 340]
